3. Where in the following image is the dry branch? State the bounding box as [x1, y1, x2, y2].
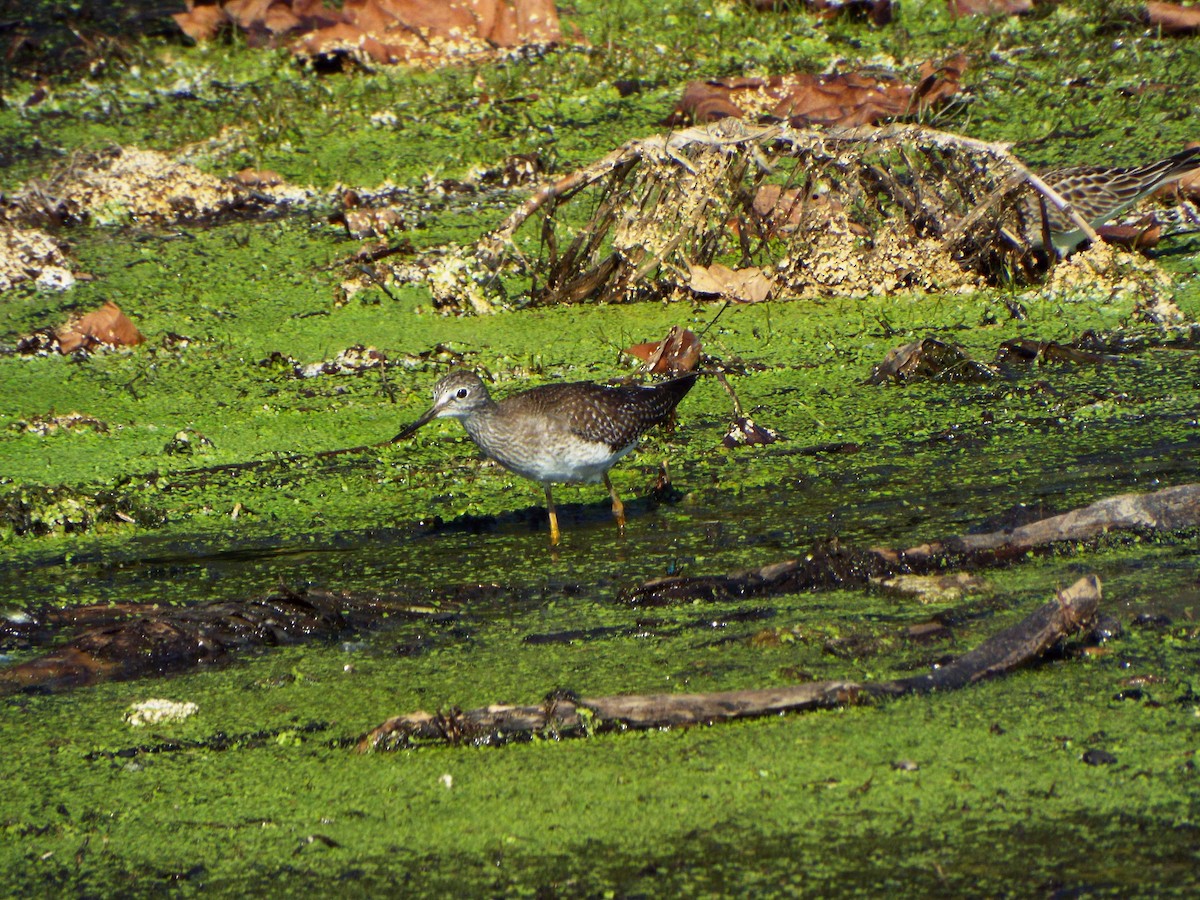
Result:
[475, 120, 1110, 307]
[357, 575, 1101, 750]
[892, 482, 1200, 562]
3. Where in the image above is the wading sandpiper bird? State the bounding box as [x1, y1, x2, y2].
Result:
[394, 370, 697, 544]
[1025, 146, 1200, 254]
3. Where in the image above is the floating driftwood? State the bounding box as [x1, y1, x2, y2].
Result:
[622, 483, 1200, 605]
[475, 120, 1106, 308]
[0, 586, 457, 695]
[357, 575, 1100, 750]
[890, 482, 1200, 563]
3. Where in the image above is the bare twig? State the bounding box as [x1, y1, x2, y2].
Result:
[357, 575, 1101, 750]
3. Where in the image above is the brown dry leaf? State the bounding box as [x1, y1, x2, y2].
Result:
[176, 0, 563, 64]
[1144, 1, 1200, 35]
[173, 2, 231, 41]
[749, 184, 801, 236]
[995, 339, 1115, 366]
[668, 58, 964, 128]
[56, 301, 145, 354]
[947, 0, 1031, 17]
[1094, 222, 1163, 251]
[233, 168, 284, 187]
[1175, 168, 1200, 203]
[722, 416, 778, 449]
[343, 207, 403, 239]
[625, 326, 701, 374]
[1154, 142, 1200, 202]
[672, 80, 745, 123]
[750, 184, 847, 238]
[912, 54, 968, 110]
[687, 262, 774, 303]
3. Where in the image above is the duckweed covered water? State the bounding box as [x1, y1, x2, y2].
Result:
[3, 0, 1200, 895]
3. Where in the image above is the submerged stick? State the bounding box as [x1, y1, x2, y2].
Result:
[890, 482, 1200, 563]
[357, 575, 1100, 751]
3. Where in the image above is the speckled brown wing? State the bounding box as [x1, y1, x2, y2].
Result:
[1042, 146, 1200, 229]
[501, 375, 698, 452]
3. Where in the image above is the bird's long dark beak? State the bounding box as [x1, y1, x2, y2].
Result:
[391, 405, 439, 443]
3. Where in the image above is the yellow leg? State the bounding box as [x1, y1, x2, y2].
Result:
[544, 484, 560, 546]
[603, 474, 626, 533]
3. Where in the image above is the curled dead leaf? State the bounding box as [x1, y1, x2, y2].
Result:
[343, 207, 404, 239]
[751, 184, 845, 238]
[173, 2, 231, 41]
[55, 302, 145, 354]
[674, 81, 745, 123]
[1143, 1, 1200, 35]
[743, 0, 893, 26]
[1094, 222, 1162, 252]
[234, 168, 284, 188]
[625, 326, 701, 374]
[868, 338, 996, 384]
[688, 262, 774, 303]
[995, 339, 1116, 366]
[947, 0, 1032, 17]
[175, 0, 564, 65]
[722, 416, 779, 449]
[1154, 145, 1200, 202]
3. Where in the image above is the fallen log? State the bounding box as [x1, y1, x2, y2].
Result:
[0, 586, 458, 695]
[890, 482, 1200, 562]
[357, 575, 1101, 751]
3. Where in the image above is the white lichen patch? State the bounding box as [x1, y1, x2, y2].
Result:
[1034, 242, 1177, 308]
[125, 699, 199, 728]
[0, 226, 73, 292]
[872, 572, 991, 604]
[40, 147, 240, 225]
[387, 246, 503, 314]
[12, 412, 108, 436]
[5, 139, 318, 231]
[612, 153, 732, 261]
[783, 229, 982, 299]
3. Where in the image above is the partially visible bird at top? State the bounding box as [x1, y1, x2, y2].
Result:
[1023, 145, 1200, 254]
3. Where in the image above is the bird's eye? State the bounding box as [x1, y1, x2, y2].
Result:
[456, 388, 469, 399]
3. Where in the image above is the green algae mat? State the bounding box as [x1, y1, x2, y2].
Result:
[3, 1, 1200, 895]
